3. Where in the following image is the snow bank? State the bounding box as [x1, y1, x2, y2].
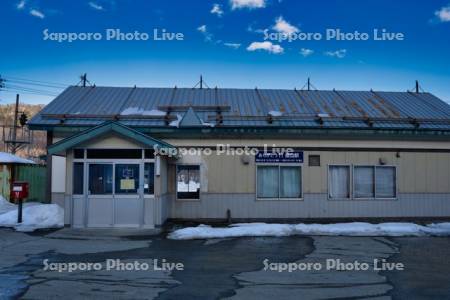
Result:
[0, 152, 35, 164]
[0, 198, 64, 232]
[120, 107, 166, 116]
[0, 196, 16, 214]
[168, 222, 450, 240]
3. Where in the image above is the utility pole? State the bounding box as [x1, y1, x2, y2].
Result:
[11, 94, 19, 154]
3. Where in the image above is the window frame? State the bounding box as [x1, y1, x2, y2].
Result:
[72, 148, 155, 197]
[327, 164, 351, 200]
[256, 163, 303, 201]
[352, 165, 397, 200]
[176, 164, 201, 201]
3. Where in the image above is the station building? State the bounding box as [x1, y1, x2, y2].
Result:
[28, 85, 450, 228]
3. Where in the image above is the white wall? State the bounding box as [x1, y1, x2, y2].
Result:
[51, 155, 66, 193]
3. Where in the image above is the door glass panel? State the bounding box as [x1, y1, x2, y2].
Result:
[115, 164, 140, 194]
[73, 162, 84, 194]
[89, 164, 113, 194]
[144, 163, 154, 194]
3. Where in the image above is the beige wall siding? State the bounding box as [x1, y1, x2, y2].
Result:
[164, 138, 450, 150]
[175, 149, 450, 194]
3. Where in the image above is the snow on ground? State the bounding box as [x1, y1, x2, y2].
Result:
[168, 222, 450, 240]
[0, 196, 64, 232]
[120, 107, 166, 116]
[0, 152, 35, 164]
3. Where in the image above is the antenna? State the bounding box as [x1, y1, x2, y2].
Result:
[300, 77, 317, 91]
[192, 75, 210, 89]
[78, 73, 92, 87]
[408, 80, 424, 93]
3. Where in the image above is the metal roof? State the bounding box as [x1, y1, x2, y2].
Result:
[29, 86, 450, 131]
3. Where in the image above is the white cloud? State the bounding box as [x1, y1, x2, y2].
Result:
[247, 24, 266, 34]
[230, 0, 266, 10]
[211, 4, 224, 17]
[88, 2, 104, 11]
[16, 0, 26, 10]
[197, 25, 213, 41]
[197, 25, 207, 33]
[246, 41, 284, 54]
[435, 5, 450, 22]
[29, 9, 45, 19]
[300, 48, 314, 57]
[272, 16, 299, 35]
[224, 42, 241, 49]
[324, 49, 347, 58]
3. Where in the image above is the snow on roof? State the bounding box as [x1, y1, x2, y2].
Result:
[120, 107, 166, 116]
[0, 152, 35, 164]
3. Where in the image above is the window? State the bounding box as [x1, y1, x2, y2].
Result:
[353, 166, 397, 199]
[177, 165, 200, 199]
[89, 164, 113, 194]
[74, 149, 84, 159]
[115, 164, 140, 194]
[144, 163, 155, 194]
[73, 163, 84, 194]
[354, 166, 375, 198]
[280, 166, 302, 198]
[144, 149, 155, 159]
[328, 165, 350, 199]
[86, 149, 142, 159]
[257, 166, 279, 198]
[309, 155, 320, 167]
[375, 166, 396, 198]
[257, 165, 302, 199]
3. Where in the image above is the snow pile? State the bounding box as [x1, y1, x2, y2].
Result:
[0, 197, 64, 232]
[0, 152, 35, 164]
[120, 107, 166, 116]
[268, 110, 283, 117]
[168, 222, 450, 240]
[0, 196, 16, 214]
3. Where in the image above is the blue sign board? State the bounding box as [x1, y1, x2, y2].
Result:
[255, 151, 303, 163]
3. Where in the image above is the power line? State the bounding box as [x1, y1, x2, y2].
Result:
[5, 78, 67, 89]
[5, 84, 60, 95]
[1, 88, 58, 97]
[2, 75, 69, 88]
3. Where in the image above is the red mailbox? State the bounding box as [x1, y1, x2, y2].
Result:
[11, 181, 29, 200]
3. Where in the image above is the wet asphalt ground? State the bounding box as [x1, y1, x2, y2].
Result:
[0, 228, 449, 299]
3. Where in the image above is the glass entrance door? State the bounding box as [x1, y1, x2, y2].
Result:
[86, 162, 143, 228]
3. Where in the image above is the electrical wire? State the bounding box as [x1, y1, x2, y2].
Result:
[5, 84, 60, 96]
[1, 75, 69, 88]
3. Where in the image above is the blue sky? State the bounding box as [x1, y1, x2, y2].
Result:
[0, 0, 450, 104]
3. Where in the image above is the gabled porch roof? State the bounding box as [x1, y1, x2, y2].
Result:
[48, 121, 175, 155]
